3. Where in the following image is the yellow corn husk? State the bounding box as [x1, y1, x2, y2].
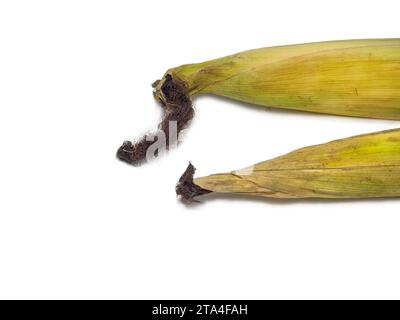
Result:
[155, 39, 400, 119]
[179, 128, 400, 200]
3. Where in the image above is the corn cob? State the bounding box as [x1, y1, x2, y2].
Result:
[117, 39, 400, 165]
[176, 128, 400, 201]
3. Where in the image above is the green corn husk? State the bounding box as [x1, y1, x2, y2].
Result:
[118, 39, 400, 165]
[155, 39, 400, 119]
[176, 128, 400, 201]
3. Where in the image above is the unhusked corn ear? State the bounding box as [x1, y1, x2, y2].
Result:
[155, 39, 400, 120]
[118, 39, 400, 165]
[176, 128, 400, 201]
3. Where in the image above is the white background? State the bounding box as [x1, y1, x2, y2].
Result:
[1, 0, 400, 299]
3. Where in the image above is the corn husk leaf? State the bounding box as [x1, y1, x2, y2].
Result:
[177, 128, 400, 200]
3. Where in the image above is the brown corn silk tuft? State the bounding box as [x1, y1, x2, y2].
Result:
[176, 163, 211, 203]
[116, 74, 194, 165]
